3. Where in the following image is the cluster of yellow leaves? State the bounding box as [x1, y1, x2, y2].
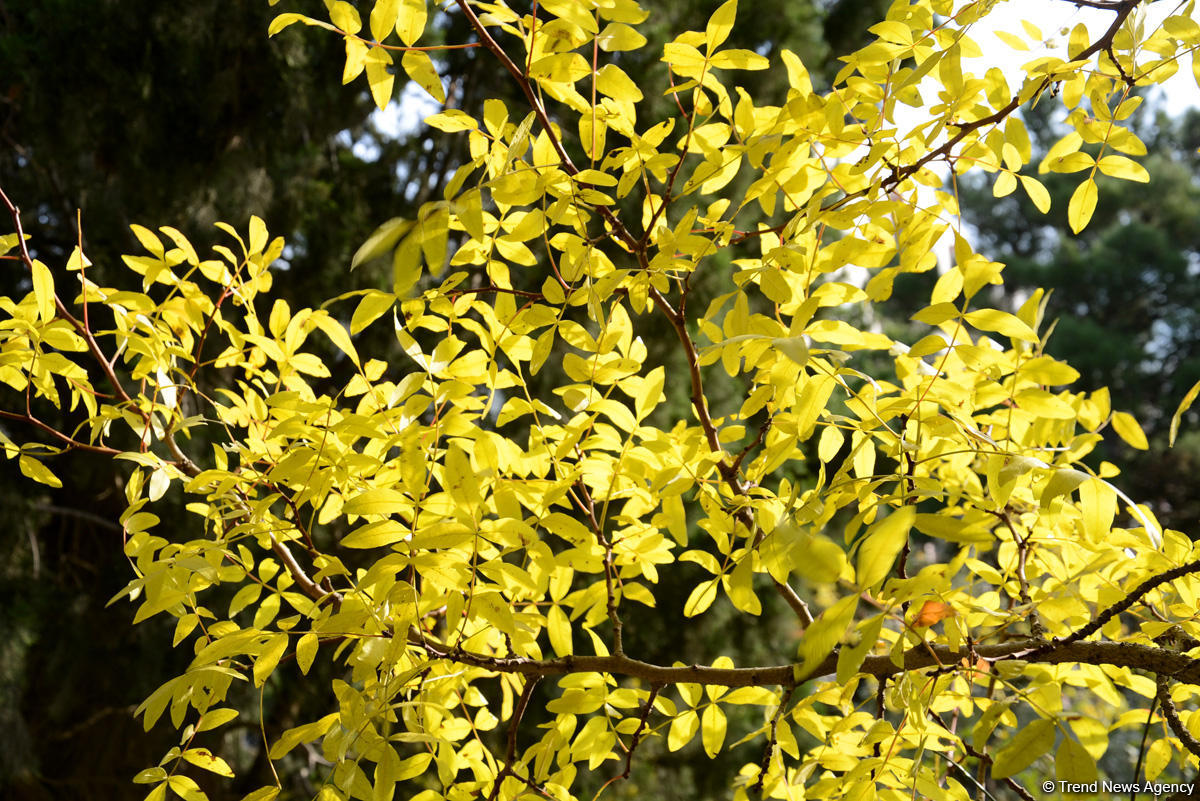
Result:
[6, 0, 1200, 799]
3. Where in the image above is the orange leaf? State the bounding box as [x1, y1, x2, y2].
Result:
[912, 600, 956, 627]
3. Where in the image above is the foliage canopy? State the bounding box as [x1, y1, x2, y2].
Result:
[5, 0, 1200, 799]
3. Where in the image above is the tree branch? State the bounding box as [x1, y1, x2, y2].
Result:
[412, 636, 1200, 689]
[1156, 674, 1200, 759]
[1025, 557, 1200, 658]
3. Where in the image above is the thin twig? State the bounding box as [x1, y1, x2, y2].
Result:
[487, 675, 542, 801]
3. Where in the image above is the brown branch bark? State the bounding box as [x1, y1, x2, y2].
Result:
[413, 636, 1200, 689]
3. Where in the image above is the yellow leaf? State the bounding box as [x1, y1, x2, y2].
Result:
[351, 290, 395, 335]
[818, 425, 844, 463]
[962, 308, 1038, 342]
[708, 50, 769, 70]
[365, 49, 395, 110]
[855, 507, 914, 589]
[547, 605, 573, 656]
[1165, 14, 1200, 42]
[701, 703, 727, 756]
[1170, 379, 1200, 445]
[705, 0, 736, 50]
[791, 531, 848, 585]
[836, 614, 883, 684]
[994, 30, 1029, 51]
[1067, 178, 1098, 234]
[1145, 738, 1172, 782]
[133, 768, 167, 785]
[724, 558, 761, 615]
[992, 171, 1017, 198]
[1041, 467, 1089, 509]
[798, 594, 858, 676]
[425, 109, 477, 132]
[345, 487, 409, 516]
[327, 0, 362, 33]
[343, 37, 369, 84]
[296, 631, 318, 674]
[1096, 155, 1149, 183]
[342, 521, 409, 548]
[396, 0, 427, 45]
[182, 748, 235, 778]
[369, 0, 399, 42]
[402, 50, 445, 103]
[991, 718, 1054, 778]
[197, 708, 239, 732]
[248, 215, 268, 255]
[1039, 131, 1083, 171]
[1046, 151, 1095, 174]
[1079, 479, 1116, 544]
[141, 784, 170, 801]
[1020, 175, 1051, 213]
[268, 13, 311, 36]
[667, 710, 699, 751]
[31, 259, 55, 322]
[595, 64, 642, 102]
[253, 633, 289, 687]
[684, 578, 720, 617]
[19, 455, 62, 488]
[597, 22, 646, 52]
[1111, 411, 1149, 450]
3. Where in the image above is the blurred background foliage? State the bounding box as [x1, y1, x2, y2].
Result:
[1, 0, 1194, 798]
